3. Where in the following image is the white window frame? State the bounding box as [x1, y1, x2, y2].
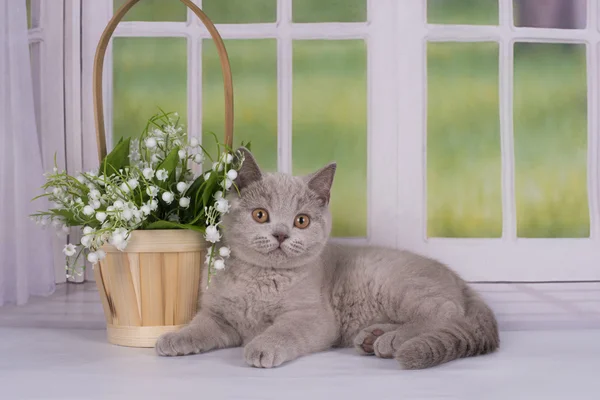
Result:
[80, 0, 399, 248]
[78, 0, 599, 282]
[396, 0, 600, 281]
[28, 0, 68, 283]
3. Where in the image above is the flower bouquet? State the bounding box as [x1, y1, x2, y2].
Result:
[31, 111, 248, 347]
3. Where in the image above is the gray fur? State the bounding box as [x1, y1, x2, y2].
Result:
[156, 148, 499, 369]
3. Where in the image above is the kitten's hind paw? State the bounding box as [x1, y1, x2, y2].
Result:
[155, 330, 205, 357]
[353, 324, 400, 356]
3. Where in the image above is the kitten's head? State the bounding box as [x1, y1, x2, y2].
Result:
[221, 148, 336, 269]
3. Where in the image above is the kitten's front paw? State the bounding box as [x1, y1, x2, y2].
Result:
[244, 338, 288, 368]
[155, 330, 205, 357]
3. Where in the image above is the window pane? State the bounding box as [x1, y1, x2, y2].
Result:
[26, 0, 31, 29]
[203, 0, 276, 23]
[514, 43, 589, 237]
[113, 38, 187, 144]
[514, 0, 586, 29]
[428, 0, 498, 25]
[202, 40, 277, 171]
[293, 40, 367, 237]
[427, 42, 502, 238]
[293, 0, 366, 23]
[114, 0, 187, 22]
[29, 42, 41, 136]
[27, 0, 40, 28]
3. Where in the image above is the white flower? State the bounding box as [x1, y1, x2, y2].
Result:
[213, 259, 225, 270]
[127, 178, 139, 190]
[178, 149, 187, 160]
[193, 153, 204, 164]
[149, 199, 158, 211]
[141, 205, 151, 215]
[80, 235, 93, 248]
[168, 214, 180, 222]
[89, 189, 101, 200]
[205, 251, 214, 265]
[146, 186, 158, 197]
[162, 192, 175, 204]
[97, 175, 106, 186]
[219, 246, 231, 258]
[63, 244, 77, 257]
[95, 212, 107, 223]
[142, 167, 154, 180]
[223, 178, 233, 190]
[205, 225, 221, 243]
[52, 188, 63, 197]
[215, 198, 230, 214]
[151, 154, 160, 163]
[83, 205, 94, 216]
[83, 226, 94, 235]
[176, 182, 188, 194]
[145, 137, 157, 149]
[107, 206, 115, 212]
[113, 200, 124, 209]
[189, 137, 199, 147]
[76, 175, 85, 184]
[156, 169, 168, 181]
[96, 249, 106, 261]
[122, 209, 133, 221]
[109, 228, 129, 250]
[226, 169, 238, 181]
[75, 197, 83, 204]
[214, 191, 223, 200]
[91, 200, 101, 209]
[204, 172, 211, 181]
[120, 182, 130, 194]
[212, 162, 223, 172]
[179, 197, 190, 208]
[62, 225, 70, 235]
[87, 252, 99, 264]
[221, 153, 233, 164]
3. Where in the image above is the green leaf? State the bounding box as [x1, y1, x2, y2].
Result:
[155, 148, 180, 188]
[100, 137, 131, 176]
[202, 172, 219, 208]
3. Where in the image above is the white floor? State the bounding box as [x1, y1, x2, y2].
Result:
[1, 282, 600, 400]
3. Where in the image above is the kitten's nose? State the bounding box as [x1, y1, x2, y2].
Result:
[272, 232, 289, 244]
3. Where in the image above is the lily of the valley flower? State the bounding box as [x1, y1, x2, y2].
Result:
[145, 137, 157, 149]
[219, 246, 231, 258]
[226, 169, 238, 181]
[63, 244, 77, 257]
[179, 197, 190, 208]
[146, 186, 158, 197]
[83, 205, 94, 216]
[215, 198, 230, 214]
[142, 167, 154, 180]
[213, 258, 225, 270]
[95, 212, 107, 223]
[176, 182, 188, 193]
[205, 225, 221, 243]
[193, 153, 204, 164]
[161, 191, 175, 204]
[156, 169, 168, 181]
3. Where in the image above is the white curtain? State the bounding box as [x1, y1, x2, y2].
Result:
[0, 0, 55, 305]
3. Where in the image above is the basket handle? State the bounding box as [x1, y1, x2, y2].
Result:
[93, 0, 234, 161]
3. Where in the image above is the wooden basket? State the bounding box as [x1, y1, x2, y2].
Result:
[92, 0, 234, 347]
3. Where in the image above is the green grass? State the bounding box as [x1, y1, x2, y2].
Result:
[112, 2, 590, 239]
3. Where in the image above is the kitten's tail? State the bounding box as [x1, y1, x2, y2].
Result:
[396, 287, 500, 369]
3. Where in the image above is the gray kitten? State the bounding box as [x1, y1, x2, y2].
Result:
[156, 148, 499, 369]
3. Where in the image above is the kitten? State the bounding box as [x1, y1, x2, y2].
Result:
[156, 148, 499, 369]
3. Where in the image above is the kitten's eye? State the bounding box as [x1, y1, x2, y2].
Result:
[294, 214, 310, 229]
[252, 208, 269, 223]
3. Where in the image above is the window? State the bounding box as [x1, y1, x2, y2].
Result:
[397, 0, 599, 280]
[80, 0, 599, 281]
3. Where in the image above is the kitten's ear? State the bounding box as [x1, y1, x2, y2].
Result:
[234, 147, 263, 190]
[307, 163, 336, 205]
